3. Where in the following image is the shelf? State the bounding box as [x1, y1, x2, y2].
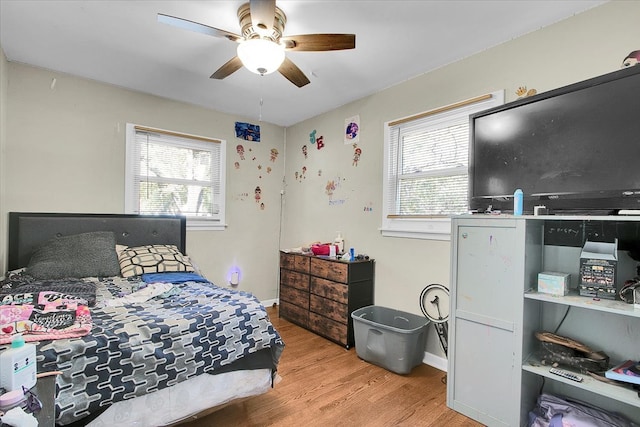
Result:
[524, 291, 640, 318]
[522, 358, 640, 409]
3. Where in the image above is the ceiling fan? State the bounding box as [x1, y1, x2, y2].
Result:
[158, 0, 356, 88]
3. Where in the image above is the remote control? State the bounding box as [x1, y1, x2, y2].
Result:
[549, 367, 583, 382]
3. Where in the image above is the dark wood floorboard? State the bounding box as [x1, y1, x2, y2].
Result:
[186, 306, 483, 426]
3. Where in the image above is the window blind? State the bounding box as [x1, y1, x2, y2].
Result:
[132, 127, 222, 219]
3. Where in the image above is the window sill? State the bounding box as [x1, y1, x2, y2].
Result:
[187, 219, 227, 231]
[380, 217, 452, 241]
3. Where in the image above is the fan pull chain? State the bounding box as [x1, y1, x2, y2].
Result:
[259, 97, 264, 122]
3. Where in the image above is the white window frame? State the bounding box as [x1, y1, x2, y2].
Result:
[381, 91, 504, 240]
[125, 123, 226, 231]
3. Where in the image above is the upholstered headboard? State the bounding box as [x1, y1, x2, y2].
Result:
[7, 212, 187, 271]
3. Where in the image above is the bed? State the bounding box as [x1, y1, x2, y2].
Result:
[1, 212, 284, 426]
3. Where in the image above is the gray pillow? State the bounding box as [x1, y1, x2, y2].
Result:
[26, 231, 121, 279]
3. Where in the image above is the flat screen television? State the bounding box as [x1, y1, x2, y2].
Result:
[469, 64, 640, 215]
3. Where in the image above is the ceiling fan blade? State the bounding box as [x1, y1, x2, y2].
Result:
[158, 13, 242, 42]
[281, 34, 356, 51]
[278, 57, 310, 88]
[210, 56, 244, 80]
[249, 0, 276, 34]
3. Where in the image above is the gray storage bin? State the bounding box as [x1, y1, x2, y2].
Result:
[351, 305, 429, 374]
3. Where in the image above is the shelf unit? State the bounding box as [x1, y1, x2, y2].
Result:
[448, 215, 640, 427]
[524, 290, 640, 317]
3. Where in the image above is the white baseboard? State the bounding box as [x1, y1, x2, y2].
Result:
[262, 298, 278, 308]
[423, 352, 447, 372]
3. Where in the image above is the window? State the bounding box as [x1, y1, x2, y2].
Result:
[381, 91, 503, 240]
[125, 124, 226, 230]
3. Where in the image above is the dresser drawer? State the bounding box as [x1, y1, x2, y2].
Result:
[280, 269, 310, 291]
[310, 277, 348, 304]
[310, 257, 348, 283]
[280, 253, 310, 273]
[280, 285, 309, 308]
[310, 294, 347, 324]
[309, 312, 347, 345]
[280, 301, 309, 327]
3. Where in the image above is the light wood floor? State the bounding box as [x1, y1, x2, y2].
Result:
[188, 306, 483, 426]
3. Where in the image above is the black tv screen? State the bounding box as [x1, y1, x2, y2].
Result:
[469, 65, 640, 215]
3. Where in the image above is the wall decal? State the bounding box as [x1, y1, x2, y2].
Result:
[266, 166, 272, 174]
[326, 176, 347, 205]
[234, 161, 240, 170]
[352, 144, 362, 166]
[310, 130, 317, 144]
[235, 122, 260, 142]
[316, 135, 325, 150]
[364, 202, 374, 212]
[254, 186, 261, 204]
[516, 86, 537, 99]
[302, 145, 308, 158]
[344, 115, 360, 144]
[236, 144, 245, 160]
[325, 180, 336, 198]
[622, 50, 640, 68]
[270, 148, 279, 162]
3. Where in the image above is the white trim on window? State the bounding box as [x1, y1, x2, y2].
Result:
[381, 91, 504, 240]
[125, 123, 227, 231]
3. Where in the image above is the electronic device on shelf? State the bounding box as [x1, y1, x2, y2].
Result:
[469, 64, 640, 215]
[549, 367, 583, 383]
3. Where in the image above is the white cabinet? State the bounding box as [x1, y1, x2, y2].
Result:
[448, 215, 640, 427]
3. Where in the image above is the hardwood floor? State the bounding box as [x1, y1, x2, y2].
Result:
[188, 306, 483, 426]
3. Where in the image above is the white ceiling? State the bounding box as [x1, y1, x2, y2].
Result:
[0, 0, 606, 127]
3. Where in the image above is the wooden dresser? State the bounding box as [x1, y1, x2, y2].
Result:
[279, 252, 374, 348]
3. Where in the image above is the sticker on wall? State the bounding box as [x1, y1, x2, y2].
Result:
[325, 180, 336, 198]
[270, 148, 279, 162]
[266, 166, 272, 174]
[316, 135, 325, 150]
[326, 176, 347, 205]
[302, 145, 308, 159]
[310, 130, 317, 144]
[254, 186, 262, 203]
[352, 143, 362, 166]
[622, 50, 640, 68]
[234, 161, 240, 170]
[516, 86, 537, 99]
[344, 115, 360, 144]
[236, 144, 245, 160]
[295, 167, 307, 182]
[235, 122, 260, 142]
[234, 192, 249, 201]
[364, 202, 374, 212]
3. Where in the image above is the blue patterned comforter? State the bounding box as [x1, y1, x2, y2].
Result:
[1, 276, 284, 425]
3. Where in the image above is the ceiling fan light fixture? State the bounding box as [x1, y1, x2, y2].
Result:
[237, 38, 285, 75]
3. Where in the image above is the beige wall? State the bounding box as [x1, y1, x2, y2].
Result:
[282, 1, 640, 362]
[2, 64, 285, 301]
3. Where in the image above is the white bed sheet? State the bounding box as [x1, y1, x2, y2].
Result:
[87, 368, 273, 427]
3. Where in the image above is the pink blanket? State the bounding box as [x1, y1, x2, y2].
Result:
[0, 292, 92, 344]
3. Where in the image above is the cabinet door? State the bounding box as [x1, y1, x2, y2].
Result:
[448, 221, 523, 427]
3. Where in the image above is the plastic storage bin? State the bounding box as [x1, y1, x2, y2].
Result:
[351, 305, 429, 374]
